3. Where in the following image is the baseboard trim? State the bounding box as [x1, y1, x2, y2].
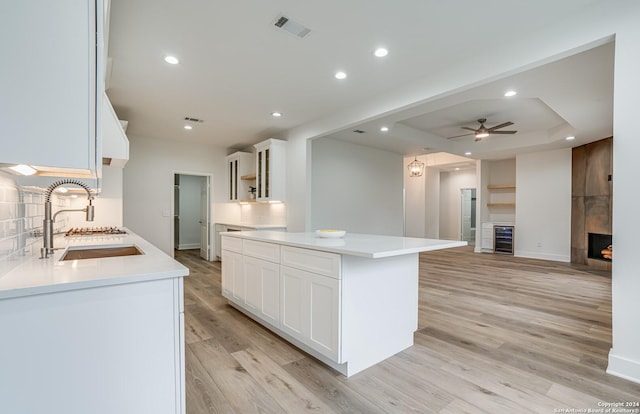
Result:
[177, 243, 200, 250]
[607, 349, 640, 384]
[515, 250, 570, 263]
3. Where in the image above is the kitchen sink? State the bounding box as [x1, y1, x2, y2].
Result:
[60, 245, 143, 261]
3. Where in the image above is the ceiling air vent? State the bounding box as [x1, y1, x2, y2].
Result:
[184, 116, 204, 123]
[353, 129, 365, 134]
[273, 14, 311, 38]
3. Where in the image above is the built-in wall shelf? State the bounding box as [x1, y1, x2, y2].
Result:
[487, 184, 516, 208]
[487, 203, 516, 207]
[241, 174, 256, 180]
[487, 184, 516, 190]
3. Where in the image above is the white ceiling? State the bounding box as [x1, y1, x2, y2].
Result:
[106, 0, 612, 159]
[327, 41, 614, 159]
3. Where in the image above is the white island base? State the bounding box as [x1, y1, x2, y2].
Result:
[221, 231, 465, 377]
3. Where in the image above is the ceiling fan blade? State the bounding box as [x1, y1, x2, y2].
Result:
[461, 127, 476, 131]
[490, 130, 517, 134]
[488, 121, 514, 131]
[447, 133, 473, 139]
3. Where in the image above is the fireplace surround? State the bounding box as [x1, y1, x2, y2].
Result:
[571, 137, 612, 270]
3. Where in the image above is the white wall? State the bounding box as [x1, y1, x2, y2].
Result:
[311, 137, 403, 235]
[439, 169, 476, 240]
[69, 166, 123, 228]
[404, 161, 442, 238]
[283, 1, 640, 382]
[177, 174, 202, 250]
[424, 167, 440, 239]
[609, 8, 640, 383]
[403, 156, 426, 237]
[515, 149, 572, 262]
[123, 135, 228, 255]
[487, 158, 517, 224]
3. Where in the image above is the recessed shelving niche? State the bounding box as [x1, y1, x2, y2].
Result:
[487, 184, 516, 207]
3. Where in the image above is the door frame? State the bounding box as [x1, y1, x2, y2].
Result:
[171, 171, 214, 260]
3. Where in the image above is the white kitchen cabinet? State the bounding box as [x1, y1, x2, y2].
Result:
[244, 256, 280, 326]
[221, 235, 341, 362]
[254, 139, 287, 202]
[214, 224, 227, 259]
[226, 151, 254, 201]
[0, 277, 185, 414]
[481, 222, 494, 252]
[0, 0, 102, 173]
[221, 232, 462, 377]
[221, 249, 243, 301]
[280, 265, 340, 361]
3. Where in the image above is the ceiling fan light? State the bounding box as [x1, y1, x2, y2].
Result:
[475, 131, 489, 139]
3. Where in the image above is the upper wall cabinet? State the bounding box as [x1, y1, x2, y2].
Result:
[254, 139, 287, 202]
[226, 152, 254, 202]
[0, 0, 103, 174]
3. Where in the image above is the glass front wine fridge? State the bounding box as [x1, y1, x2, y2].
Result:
[494, 225, 514, 255]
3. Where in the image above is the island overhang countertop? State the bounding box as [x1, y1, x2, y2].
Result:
[221, 230, 467, 258]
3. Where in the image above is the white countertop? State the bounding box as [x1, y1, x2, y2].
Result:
[216, 222, 286, 229]
[222, 231, 467, 258]
[0, 229, 188, 300]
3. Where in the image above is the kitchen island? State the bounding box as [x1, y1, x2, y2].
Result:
[0, 230, 188, 414]
[221, 230, 465, 377]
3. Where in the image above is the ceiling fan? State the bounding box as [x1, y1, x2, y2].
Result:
[447, 118, 517, 141]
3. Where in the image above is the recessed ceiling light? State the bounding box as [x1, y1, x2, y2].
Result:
[56, 187, 68, 193]
[374, 48, 389, 58]
[504, 90, 517, 97]
[334, 71, 347, 80]
[70, 194, 78, 199]
[271, 112, 282, 117]
[184, 125, 193, 130]
[566, 135, 575, 140]
[464, 152, 472, 156]
[455, 167, 460, 171]
[380, 126, 389, 132]
[164, 55, 179, 65]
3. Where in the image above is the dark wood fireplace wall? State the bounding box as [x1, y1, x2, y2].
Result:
[571, 137, 612, 270]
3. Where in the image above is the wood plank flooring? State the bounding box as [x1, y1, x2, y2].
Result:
[176, 247, 640, 413]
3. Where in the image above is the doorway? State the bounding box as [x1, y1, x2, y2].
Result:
[460, 188, 476, 245]
[173, 173, 212, 260]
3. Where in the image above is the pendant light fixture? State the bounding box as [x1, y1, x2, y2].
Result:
[407, 156, 425, 177]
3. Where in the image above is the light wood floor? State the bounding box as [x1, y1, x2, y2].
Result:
[176, 247, 640, 413]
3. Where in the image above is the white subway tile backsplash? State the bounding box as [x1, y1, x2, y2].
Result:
[0, 172, 68, 267]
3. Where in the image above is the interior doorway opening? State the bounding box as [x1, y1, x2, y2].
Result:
[173, 173, 212, 260]
[460, 188, 476, 246]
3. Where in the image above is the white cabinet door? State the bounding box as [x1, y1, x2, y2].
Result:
[243, 256, 279, 326]
[254, 139, 286, 202]
[226, 152, 253, 201]
[0, 278, 182, 414]
[0, 0, 101, 172]
[280, 265, 307, 340]
[481, 222, 494, 251]
[221, 249, 243, 301]
[280, 266, 340, 361]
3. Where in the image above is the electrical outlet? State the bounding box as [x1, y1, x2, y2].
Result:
[536, 242, 542, 248]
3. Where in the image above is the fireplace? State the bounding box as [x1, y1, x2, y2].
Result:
[588, 233, 612, 261]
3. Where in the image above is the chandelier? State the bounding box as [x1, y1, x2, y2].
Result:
[407, 156, 425, 177]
